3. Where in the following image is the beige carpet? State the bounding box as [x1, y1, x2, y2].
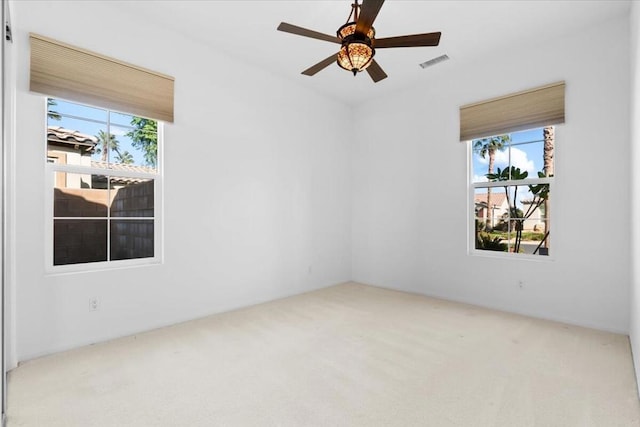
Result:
[6, 282, 640, 426]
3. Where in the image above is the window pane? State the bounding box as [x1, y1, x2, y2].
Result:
[47, 118, 104, 164]
[54, 219, 107, 265]
[91, 130, 121, 165]
[471, 135, 511, 182]
[120, 118, 158, 169]
[474, 188, 508, 252]
[110, 178, 154, 217]
[108, 125, 157, 171]
[517, 184, 550, 255]
[54, 173, 108, 217]
[110, 220, 154, 260]
[509, 137, 543, 180]
[474, 187, 509, 231]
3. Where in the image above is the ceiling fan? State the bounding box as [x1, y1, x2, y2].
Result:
[277, 0, 441, 83]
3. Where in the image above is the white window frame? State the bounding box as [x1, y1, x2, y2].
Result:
[468, 133, 555, 261]
[44, 98, 163, 274]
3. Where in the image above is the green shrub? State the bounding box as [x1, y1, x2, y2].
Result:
[476, 232, 507, 251]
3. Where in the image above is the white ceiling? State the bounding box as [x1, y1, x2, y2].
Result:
[121, 0, 630, 106]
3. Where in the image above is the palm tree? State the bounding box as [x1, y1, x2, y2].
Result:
[473, 135, 510, 229]
[542, 126, 554, 250]
[47, 99, 61, 121]
[114, 150, 134, 164]
[94, 130, 121, 162]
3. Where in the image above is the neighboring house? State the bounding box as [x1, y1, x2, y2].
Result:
[474, 192, 508, 229]
[521, 198, 546, 232]
[47, 126, 97, 189]
[47, 125, 97, 165]
[475, 191, 545, 232]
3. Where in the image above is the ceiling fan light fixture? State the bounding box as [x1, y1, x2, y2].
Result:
[335, 2, 375, 77]
[337, 41, 374, 75]
[277, 0, 442, 82]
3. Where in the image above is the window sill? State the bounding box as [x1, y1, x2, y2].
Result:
[469, 249, 555, 262]
[45, 257, 163, 276]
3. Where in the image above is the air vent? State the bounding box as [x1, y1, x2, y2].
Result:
[419, 54, 449, 69]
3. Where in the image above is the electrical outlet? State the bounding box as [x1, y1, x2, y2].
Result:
[89, 297, 99, 311]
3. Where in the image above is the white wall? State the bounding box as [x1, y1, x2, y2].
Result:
[629, 0, 640, 395]
[10, 1, 353, 362]
[352, 15, 631, 333]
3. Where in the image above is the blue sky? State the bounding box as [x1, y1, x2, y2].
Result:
[48, 98, 153, 167]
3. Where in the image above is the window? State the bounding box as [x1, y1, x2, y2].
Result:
[46, 98, 161, 269]
[471, 127, 554, 256]
[461, 81, 564, 257]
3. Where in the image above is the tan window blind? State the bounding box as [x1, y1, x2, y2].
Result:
[460, 81, 564, 141]
[30, 33, 174, 123]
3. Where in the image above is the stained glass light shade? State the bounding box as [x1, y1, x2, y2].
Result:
[337, 42, 374, 74]
[337, 22, 375, 41]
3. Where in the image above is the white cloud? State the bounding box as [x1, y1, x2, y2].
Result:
[472, 174, 488, 183]
[110, 127, 129, 137]
[507, 147, 536, 175]
[477, 147, 536, 176]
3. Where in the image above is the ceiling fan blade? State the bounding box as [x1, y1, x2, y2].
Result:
[277, 22, 340, 44]
[302, 53, 338, 76]
[356, 0, 385, 36]
[366, 59, 387, 83]
[375, 32, 442, 48]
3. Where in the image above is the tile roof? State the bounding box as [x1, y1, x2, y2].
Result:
[90, 160, 156, 175]
[91, 161, 156, 185]
[474, 192, 508, 207]
[47, 126, 98, 146]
